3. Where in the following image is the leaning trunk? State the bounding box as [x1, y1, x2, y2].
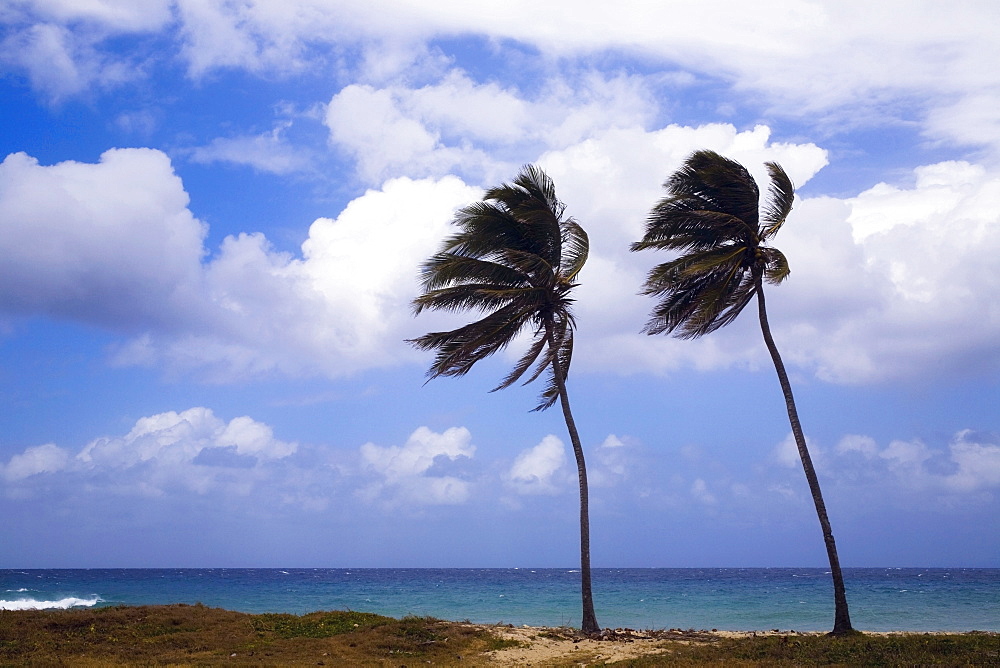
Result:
[550, 347, 600, 635]
[755, 277, 855, 635]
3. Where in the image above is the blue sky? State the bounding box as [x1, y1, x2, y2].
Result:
[1, 1, 998, 569]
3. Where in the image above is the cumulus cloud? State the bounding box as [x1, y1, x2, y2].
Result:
[1, 443, 69, 481]
[1, 408, 299, 498]
[589, 434, 631, 488]
[774, 160, 1000, 384]
[360, 426, 476, 505]
[836, 434, 878, 458]
[325, 70, 656, 185]
[0, 149, 207, 329]
[0, 148, 482, 380]
[831, 429, 1000, 500]
[773, 432, 813, 468]
[945, 432, 1000, 493]
[507, 435, 567, 495]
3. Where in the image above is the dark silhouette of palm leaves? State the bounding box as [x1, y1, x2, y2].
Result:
[410, 164, 588, 411]
[631, 150, 793, 338]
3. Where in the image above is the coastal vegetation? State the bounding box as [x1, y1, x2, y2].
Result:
[409, 165, 599, 633]
[2, 604, 996, 666]
[631, 151, 855, 634]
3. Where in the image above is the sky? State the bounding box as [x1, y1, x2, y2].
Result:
[1, 0, 999, 569]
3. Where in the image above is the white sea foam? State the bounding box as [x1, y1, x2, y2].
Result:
[0, 596, 101, 611]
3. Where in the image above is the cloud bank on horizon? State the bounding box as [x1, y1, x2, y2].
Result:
[1, 0, 998, 567]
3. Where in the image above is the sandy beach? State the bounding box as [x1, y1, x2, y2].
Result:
[483, 625, 726, 665]
[479, 625, 990, 666]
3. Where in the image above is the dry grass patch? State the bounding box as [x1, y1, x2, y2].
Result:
[0, 604, 501, 666]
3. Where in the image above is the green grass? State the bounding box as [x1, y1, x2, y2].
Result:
[612, 630, 1000, 667]
[247, 609, 392, 638]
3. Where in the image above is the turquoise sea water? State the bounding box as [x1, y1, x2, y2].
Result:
[2, 568, 997, 632]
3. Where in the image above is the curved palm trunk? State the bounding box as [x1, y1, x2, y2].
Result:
[549, 347, 600, 634]
[755, 277, 854, 635]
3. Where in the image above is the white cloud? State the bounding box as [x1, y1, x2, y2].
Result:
[691, 478, 716, 505]
[0, 22, 129, 100]
[589, 434, 631, 488]
[945, 431, 1000, 493]
[188, 124, 313, 175]
[325, 83, 468, 184]
[777, 160, 1000, 384]
[0, 1, 169, 101]
[77, 407, 297, 468]
[836, 434, 878, 458]
[8, 0, 172, 32]
[773, 433, 801, 469]
[5, 0, 998, 157]
[0, 149, 482, 380]
[324, 70, 657, 185]
[544, 134, 999, 386]
[818, 429, 1000, 501]
[1, 443, 69, 481]
[601, 435, 625, 449]
[2, 408, 300, 498]
[507, 435, 567, 495]
[0, 149, 207, 327]
[360, 426, 475, 505]
[879, 438, 933, 473]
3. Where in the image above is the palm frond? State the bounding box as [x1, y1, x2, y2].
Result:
[631, 209, 754, 253]
[410, 164, 585, 411]
[639, 251, 757, 338]
[561, 218, 589, 281]
[761, 161, 794, 240]
[411, 283, 531, 316]
[408, 302, 535, 380]
[535, 330, 572, 411]
[416, 255, 525, 294]
[761, 247, 790, 285]
[633, 150, 800, 338]
[667, 151, 760, 228]
[494, 329, 548, 392]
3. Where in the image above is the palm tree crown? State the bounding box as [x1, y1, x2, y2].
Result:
[630, 150, 792, 337]
[631, 150, 855, 635]
[409, 164, 600, 634]
[410, 164, 588, 411]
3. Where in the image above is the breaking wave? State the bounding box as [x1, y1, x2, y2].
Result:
[0, 595, 101, 611]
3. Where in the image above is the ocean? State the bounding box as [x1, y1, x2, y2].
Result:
[2, 568, 997, 632]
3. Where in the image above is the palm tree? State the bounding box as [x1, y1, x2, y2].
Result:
[409, 165, 600, 634]
[630, 150, 855, 635]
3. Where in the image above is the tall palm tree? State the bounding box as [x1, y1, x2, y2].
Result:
[630, 150, 855, 635]
[409, 165, 600, 634]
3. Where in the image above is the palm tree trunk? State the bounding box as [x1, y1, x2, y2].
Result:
[755, 277, 855, 635]
[549, 345, 600, 635]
